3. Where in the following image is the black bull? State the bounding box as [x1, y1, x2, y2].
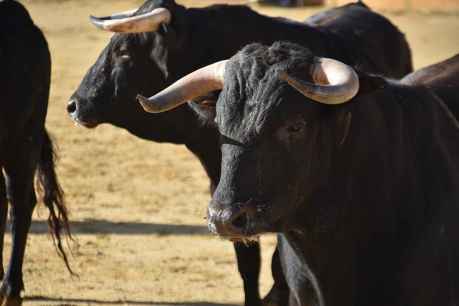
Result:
[0, 0, 71, 305]
[69, 1, 412, 305]
[207, 43, 459, 306]
[402, 53, 459, 116]
[145, 42, 459, 306]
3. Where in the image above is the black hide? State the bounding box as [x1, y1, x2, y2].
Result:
[69, 1, 413, 305]
[209, 42, 459, 306]
[0, 0, 70, 304]
[402, 53, 459, 118]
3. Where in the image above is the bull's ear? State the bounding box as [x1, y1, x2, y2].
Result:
[355, 73, 387, 95]
[149, 6, 187, 78]
[187, 100, 217, 127]
[151, 29, 171, 79]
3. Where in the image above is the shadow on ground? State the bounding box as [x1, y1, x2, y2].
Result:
[25, 295, 238, 305]
[11, 219, 209, 236]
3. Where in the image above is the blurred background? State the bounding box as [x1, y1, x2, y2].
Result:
[158, 0, 459, 12]
[8, 0, 459, 305]
[285, 0, 459, 13]
[332, 0, 459, 12]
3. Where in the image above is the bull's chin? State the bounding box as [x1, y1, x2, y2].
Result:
[212, 220, 281, 241]
[70, 116, 99, 129]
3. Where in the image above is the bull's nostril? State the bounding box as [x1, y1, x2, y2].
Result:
[231, 212, 248, 230]
[67, 100, 77, 114]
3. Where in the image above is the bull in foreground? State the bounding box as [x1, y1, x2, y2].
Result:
[137, 42, 459, 306]
[69, 1, 412, 304]
[0, 1, 71, 305]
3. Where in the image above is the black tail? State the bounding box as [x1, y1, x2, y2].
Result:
[36, 129, 74, 275]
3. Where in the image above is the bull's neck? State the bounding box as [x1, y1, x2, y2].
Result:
[182, 5, 327, 66]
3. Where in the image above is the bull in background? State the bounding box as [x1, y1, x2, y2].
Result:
[0, 1, 71, 305]
[402, 53, 459, 116]
[138, 42, 459, 306]
[69, 1, 412, 305]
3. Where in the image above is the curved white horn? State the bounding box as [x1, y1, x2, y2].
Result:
[137, 60, 228, 113]
[110, 8, 138, 19]
[280, 57, 359, 105]
[90, 7, 171, 33]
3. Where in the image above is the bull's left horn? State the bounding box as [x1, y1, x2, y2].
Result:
[90, 7, 171, 33]
[137, 60, 228, 113]
[280, 57, 359, 105]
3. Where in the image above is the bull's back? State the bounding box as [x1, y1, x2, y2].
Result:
[308, 1, 413, 78]
[402, 53, 459, 87]
[402, 54, 459, 119]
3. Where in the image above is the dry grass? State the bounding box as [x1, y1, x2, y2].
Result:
[3, 1, 458, 305]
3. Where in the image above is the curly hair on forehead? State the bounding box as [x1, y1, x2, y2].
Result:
[227, 42, 317, 92]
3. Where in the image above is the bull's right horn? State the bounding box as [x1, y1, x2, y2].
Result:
[90, 7, 171, 33]
[137, 60, 228, 113]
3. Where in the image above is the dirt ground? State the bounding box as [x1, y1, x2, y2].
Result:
[4, 1, 459, 305]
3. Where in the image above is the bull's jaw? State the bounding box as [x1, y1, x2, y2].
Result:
[69, 116, 99, 129]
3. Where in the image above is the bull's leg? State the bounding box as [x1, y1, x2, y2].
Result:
[0, 151, 38, 306]
[0, 173, 8, 280]
[263, 246, 290, 306]
[278, 234, 321, 306]
[234, 241, 262, 306]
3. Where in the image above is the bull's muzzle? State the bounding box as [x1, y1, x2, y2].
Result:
[207, 200, 259, 238]
[67, 98, 99, 128]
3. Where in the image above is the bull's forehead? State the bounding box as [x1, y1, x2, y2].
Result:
[215, 42, 315, 143]
[109, 32, 145, 50]
[216, 63, 286, 144]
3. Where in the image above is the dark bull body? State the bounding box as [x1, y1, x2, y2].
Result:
[69, 1, 412, 305]
[198, 42, 459, 306]
[402, 53, 459, 117]
[0, 1, 70, 305]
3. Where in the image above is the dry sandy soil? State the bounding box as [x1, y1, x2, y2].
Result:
[3, 0, 459, 305]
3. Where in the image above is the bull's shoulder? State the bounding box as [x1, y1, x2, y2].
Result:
[305, 2, 368, 26]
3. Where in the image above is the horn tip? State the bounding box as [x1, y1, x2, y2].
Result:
[89, 15, 105, 29]
[136, 94, 156, 113]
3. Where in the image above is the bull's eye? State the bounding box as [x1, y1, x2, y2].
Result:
[276, 118, 306, 144]
[287, 121, 305, 133]
[116, 48, 131, 61]
[117, 52, 131, 61]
